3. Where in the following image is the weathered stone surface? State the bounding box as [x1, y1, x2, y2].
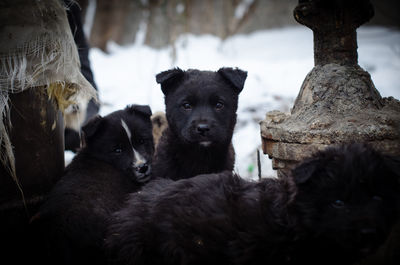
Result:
[260, 0, 400, 175]
[293, 0, 374, 66]
[261, 64, 400, 149]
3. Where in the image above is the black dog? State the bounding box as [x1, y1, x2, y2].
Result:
[105, 143, 400, 265]
[31, 105, 154, 265]
[152, 67, 247, 180]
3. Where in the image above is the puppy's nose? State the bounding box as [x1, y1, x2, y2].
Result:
[361, 228, 377, 236]
[197, 123, 210, 135]
[360, 227, 378, 241]
[135, 163, 150, 174]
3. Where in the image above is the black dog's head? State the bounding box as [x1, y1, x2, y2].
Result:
[156, 67, 247, 148]
[82, 105, 154, 183]
[291, 143, 400, 263]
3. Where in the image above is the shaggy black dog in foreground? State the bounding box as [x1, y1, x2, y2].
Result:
[152, 67, 247, 180]
[31, 105, 154, 265]
[105, 143, 400, 265]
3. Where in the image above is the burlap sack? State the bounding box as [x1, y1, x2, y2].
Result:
[0, 0, 96, 184]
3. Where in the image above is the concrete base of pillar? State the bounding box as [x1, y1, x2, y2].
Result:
[260, 63, 400, 176]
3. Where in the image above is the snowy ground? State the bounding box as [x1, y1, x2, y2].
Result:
[85, 26, 400, 179]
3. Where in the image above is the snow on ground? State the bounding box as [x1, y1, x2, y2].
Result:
[87, 26, 400, 179]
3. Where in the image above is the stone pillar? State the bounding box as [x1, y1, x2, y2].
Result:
[260, 0, 400, 178]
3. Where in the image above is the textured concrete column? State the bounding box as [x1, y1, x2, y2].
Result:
[260, 0, 400, 177]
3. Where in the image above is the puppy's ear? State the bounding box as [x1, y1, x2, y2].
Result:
[82, 115, 104, 142]
[156, 68, 184, 95]
[126, 104, 152, 117]
[383, 156, 400, 187]
[291, 160, 318, 185]
[217, 67, 247, 94]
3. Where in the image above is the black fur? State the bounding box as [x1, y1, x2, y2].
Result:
[31, 105, 154, 265]
[105, 143, 400, 265]
[152, 67, 247, 180]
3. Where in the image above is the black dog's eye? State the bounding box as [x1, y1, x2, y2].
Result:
[114, 148, 122, 154]
[215, 101, 224, 110]
[332, 199, 345, 209]
[138, 138, 145, 144]
[182, 102, 192, 110]
[372, 195, 383, 201]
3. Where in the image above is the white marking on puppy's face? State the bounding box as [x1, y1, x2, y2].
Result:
[132, 149, 146, 166]
[121, 119, 147, 166]
[121, 119, 132, 140]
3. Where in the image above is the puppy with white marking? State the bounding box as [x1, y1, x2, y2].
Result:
[30, 105, 154, 265]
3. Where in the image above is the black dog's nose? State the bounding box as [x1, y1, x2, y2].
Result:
[197, 124, 210, 135]
[361, 228, 377, 236]
[136, 163, 149, 174]
[359, 227, 378, 243]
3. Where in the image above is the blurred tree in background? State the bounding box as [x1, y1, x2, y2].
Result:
[77, 0, 399, 52]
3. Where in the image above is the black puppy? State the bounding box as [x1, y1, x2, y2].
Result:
[31, 105, 154, 265]
[152, 67, 247, 180]
[105, 143, 400, 265]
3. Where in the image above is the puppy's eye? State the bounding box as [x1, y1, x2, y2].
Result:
[372, 195, 383, 201]
[138, 139, 145, 144]
[215, 101, 224, 110]
[182, 102, 192, 110]
[332, 199, 345, 208]
[114, 148, 122, 154]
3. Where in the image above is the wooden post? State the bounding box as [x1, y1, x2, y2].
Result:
[0, 87, 64, 263]
[0, 0, 95, 261]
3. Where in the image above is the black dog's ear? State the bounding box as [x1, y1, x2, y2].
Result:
[292, 160, 318, 185]
[126, 104, 152, 117]
[383, 155, 400, 187]
[82, 115, 104, 142]
[156, 68, 185, 95]
[217, 67, 247, 94]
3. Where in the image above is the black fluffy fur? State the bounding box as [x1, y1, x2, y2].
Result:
[152, 67, 247, 180]
[105, 143, 400, 265]
[30, 105, 154, 265]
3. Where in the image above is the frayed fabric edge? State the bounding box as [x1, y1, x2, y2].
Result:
[0, 36, 96, 210]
